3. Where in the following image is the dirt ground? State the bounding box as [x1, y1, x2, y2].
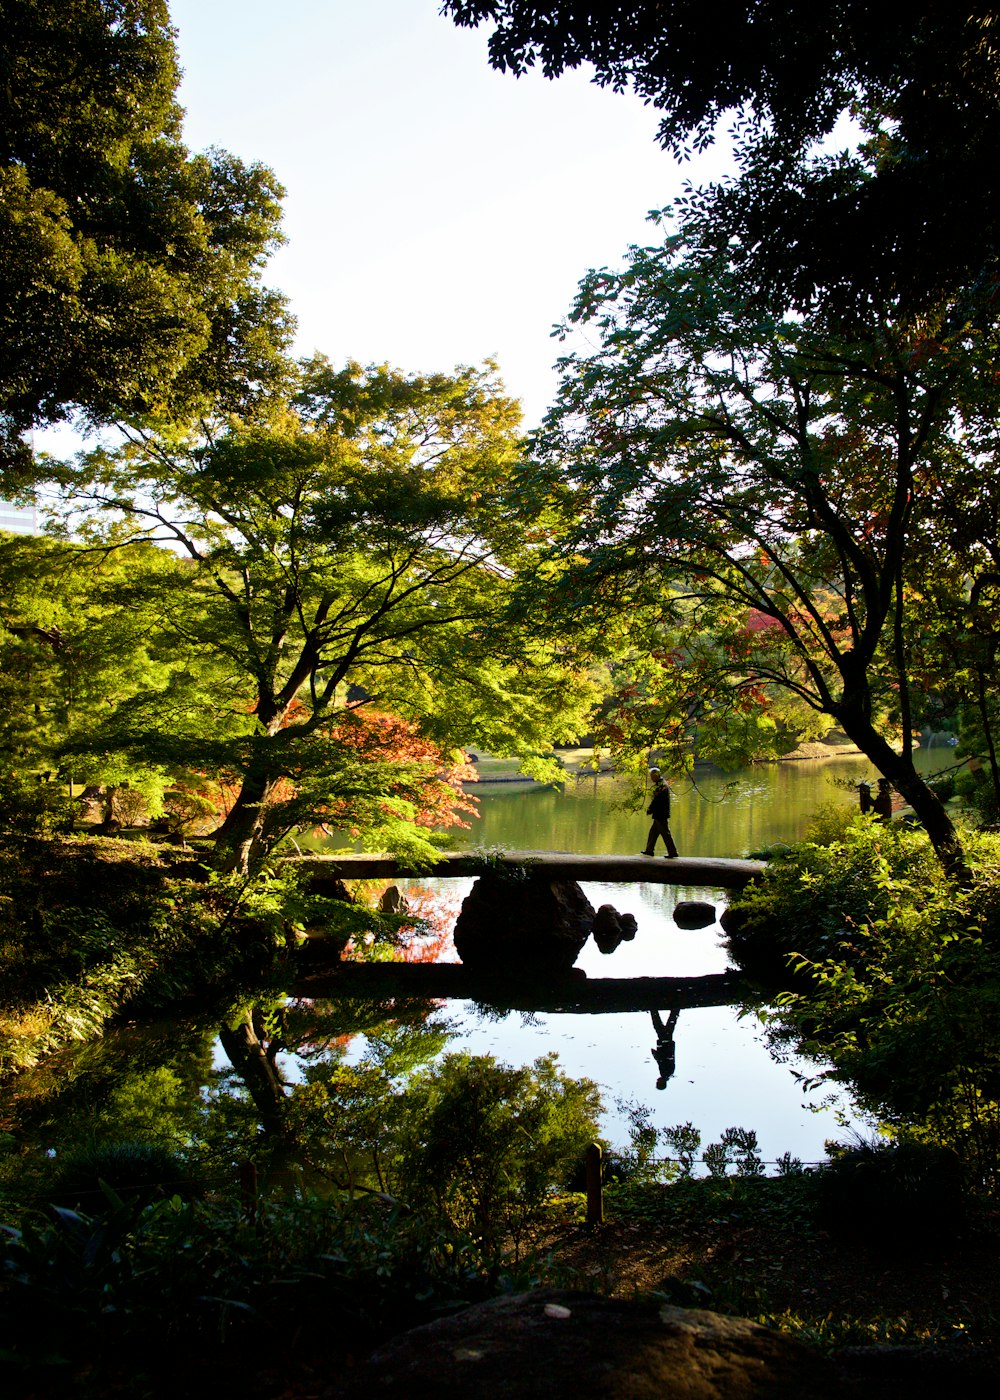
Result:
[538, 1186, 1000, 1349]
[264, 1189, 1000, 1400]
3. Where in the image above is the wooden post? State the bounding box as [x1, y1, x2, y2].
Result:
[585, 1141, 603, 1227]
[240, 1159, 258, 1222]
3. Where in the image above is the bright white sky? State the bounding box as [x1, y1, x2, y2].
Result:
[168, 0, 735, 430]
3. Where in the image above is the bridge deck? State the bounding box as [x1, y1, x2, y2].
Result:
[285, 850, 764, 889]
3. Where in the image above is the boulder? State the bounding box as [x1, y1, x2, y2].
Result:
[592, 903, 638, 954]
[378, 885, 409, 915]
[306, 874, 354, 903]
[718, 903, 747, 934]
[325, 1289, 840, 1400]
[673, 900, 717, 930]
[453, 873, 595, 972]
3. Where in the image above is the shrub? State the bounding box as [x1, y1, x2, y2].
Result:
[956, 765, 1000, 825]
[390, 1052, 603, 1257]
[722, 817, 943, 985]
[816, 1138, 966, 1247]
[600, 1099, 661, 1184]
[109, 785, 149, 827]
[0, 774, 63, 835]
[735, 823, 1000, 1187]
[0, 1191, 511, 1390]
[51, 1140, 198, 1211]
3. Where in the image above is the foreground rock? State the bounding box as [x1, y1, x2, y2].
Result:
[325, 1290, 839, 1399]
[326, 1290, 1000, 1399]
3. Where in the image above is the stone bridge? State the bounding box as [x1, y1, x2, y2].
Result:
[284, 849, 765, 890]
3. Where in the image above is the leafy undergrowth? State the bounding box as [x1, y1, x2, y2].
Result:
[0, 1189, 542, 1399]
[2, 1174, 999, 1398]
[0, 836, 361, 1073]
[538, 1174, 1000, 1353]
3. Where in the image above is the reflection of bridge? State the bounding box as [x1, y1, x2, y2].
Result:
[292, 962, 753, 1014]
[286, 850, 765, 890]
[287, 850, 765, 1011]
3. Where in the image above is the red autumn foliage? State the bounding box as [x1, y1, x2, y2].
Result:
[745, 609, 785, 634]
[392, 886, 461, 964]
[327, 707, 480, 831]
[340, 884, 460, 976]
[237, 698, 480, 835]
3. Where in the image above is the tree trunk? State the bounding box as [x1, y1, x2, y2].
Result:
[98, 785, 122, 833]
[835, 708, 970, 882]
[213, 772, 278, 875]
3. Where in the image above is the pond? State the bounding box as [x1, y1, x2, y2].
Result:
[0, 750, 953, 1180]
[346, 750, 951, 1164]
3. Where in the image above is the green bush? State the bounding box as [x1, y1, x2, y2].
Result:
[956, 765, 1000, 825]
[730, 822, 1000, 1187]
[51, 1140, 198, 1211]
[389, 1052, 603, 1258]
[0, 1191, 514, 1392]
[601, 1099, 663, 1184]
[816, 1138, 966, 1247]
[723, 816, 944, 985]
[0, 774, 64, 835]
[285, 1049, 604, 1261]
[603, 1117, 768, 1184]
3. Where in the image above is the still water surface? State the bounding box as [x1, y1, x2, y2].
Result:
[3, 753, 951, 1173]
[365, 751, 949, 1163]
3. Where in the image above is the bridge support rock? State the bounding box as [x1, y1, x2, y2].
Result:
[454, 872, 596, 972]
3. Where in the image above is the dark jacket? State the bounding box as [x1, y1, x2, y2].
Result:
[646, 783, 671, 821]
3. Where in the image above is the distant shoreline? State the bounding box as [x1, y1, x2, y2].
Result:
[464, 739, 948, 785]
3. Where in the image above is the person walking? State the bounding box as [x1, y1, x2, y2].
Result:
[641, 767, 679, 857]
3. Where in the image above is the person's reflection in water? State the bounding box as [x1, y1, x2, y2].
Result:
[650, 1008, 680, 1089]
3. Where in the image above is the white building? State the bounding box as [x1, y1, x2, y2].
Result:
[0, 499, 37, 534]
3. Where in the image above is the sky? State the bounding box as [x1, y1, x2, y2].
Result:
[167, 0, 735, 430]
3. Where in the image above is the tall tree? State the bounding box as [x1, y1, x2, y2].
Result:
[903, 409, 1000, 819]
[0, 533, 190, 820]
[64, 360, 594, 873]
[442, 1, 1000, 316]
[584, 601, 834, 776]
[536, 225, 1000, 874]
[0, 0, 292, 481]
